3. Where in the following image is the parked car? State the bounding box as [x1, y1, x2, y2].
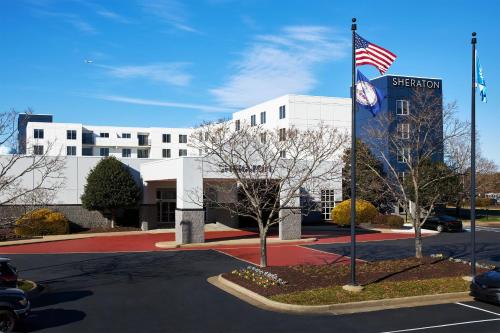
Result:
[0, 258, 18, 288]
[470, 267, 500, 305]
[421, 215, 463, 232]
[0, 288, 30, 332]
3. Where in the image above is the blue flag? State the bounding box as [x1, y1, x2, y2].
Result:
[476, 50, 487, 103]
[356, 70, 384, 117]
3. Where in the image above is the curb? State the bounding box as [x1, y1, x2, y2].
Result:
[209, 275, 473, 315]
[156, 237, 318, 249]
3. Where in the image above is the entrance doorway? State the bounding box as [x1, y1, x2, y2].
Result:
[156, 189, 176, 225]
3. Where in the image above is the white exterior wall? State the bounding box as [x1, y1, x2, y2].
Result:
[231, 94, 351, 132]
[26, 123, 196, 159]
[0, 156, 160, 205]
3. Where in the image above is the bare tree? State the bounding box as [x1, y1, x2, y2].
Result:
[361, 89, 468, 258]
[446, 129, 497, 212]
[0, 110, 65, 225]
[189, 121, 347, 267]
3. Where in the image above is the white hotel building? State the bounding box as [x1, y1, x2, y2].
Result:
[10, 95, 350, 244]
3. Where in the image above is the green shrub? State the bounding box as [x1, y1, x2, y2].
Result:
[15, 208, 70, 236]
[331, 199, 378, 226]
[373, 214, 405, 228]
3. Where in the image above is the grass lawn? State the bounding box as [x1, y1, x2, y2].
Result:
[270, 277, 469, 305]
[17, 280, 36, 292]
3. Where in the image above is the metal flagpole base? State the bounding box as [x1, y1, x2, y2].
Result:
[342, 284, 364, 293]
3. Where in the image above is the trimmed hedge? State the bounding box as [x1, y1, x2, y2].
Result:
[331, 199, 378, 226]
[373, 214, 405, 228]
[15, 208, 70, 236]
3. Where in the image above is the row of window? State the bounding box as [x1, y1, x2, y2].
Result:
[33, 129, 188, 144]
[33, 146, 188, 158]
[235, 105, 286, 130]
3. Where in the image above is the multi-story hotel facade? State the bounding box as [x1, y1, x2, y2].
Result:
[3, 75, 443, 244]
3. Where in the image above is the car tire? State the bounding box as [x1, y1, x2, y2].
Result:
[436, 225, 444, 233]
[0, 310, 16, 332]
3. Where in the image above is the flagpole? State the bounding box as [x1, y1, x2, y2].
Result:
[470, 32, 477, 277]
[350, 17, 358, 287]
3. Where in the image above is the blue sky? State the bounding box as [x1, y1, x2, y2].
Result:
[2, 0, 499, 164]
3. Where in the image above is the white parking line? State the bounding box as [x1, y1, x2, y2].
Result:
[376, 318, 500, 333]
[465, 226, 500, 233]
[455, 302, 500, 316]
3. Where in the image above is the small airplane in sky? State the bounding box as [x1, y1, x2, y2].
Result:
[84, 59, 93, 64]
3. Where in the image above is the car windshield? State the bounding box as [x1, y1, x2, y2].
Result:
[438, 215, 456, 221]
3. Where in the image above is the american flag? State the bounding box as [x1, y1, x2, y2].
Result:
[355, 33, 396, 75]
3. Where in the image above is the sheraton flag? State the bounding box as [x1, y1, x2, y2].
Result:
[355, 33, 397, 74]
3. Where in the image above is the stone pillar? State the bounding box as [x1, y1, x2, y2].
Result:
[175, 209, 205, 243]
[279, 190, 302, 240]
[175, 158, 205, 244]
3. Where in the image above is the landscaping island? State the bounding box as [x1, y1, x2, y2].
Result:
[222, 257, 490, 306]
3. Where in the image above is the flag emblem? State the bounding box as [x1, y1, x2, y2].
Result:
[356, 70, 384, 117]
[475, 50, 487, 103]
[355, 33, 397, 75]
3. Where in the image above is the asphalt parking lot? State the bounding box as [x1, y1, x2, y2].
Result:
[307, 229, 500, 265]
[2, 231, 499, 333]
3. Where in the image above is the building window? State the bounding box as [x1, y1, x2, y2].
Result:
[33, 145, 44, 155]
[398, 123, 410, 139]
[138, 149, 149, 158]
[66, 146, 76, 156]
[397, 148, 408, 163]
[260, 111, 266, 124]
[279, 105, 286, 119]
[162, 134, 171, 143]
[99, 132, 109, 138]
[280, 150, 286, 158]
[321, 189, 335, 221]
[250, 115, 256, 126]
[34, 129, 44, 139]
[82, 147, 93, 156]
[279, 128, 286, 141]
[179, 134, 188, 144]
[66, 130, 77, 140]
[260, 133, 266, 144]
[162, 149, 171, 158]
[122, 149, 131, 158]
[179, 149, 187, 157]
[398, 172, 406, 181]
[396, 100, 409, 115]
[100, 148, 109, 157]
[138, 134, 149, 146]
[235, 119, 240, 131]
[122, 133, 131, 139]
[82, 132, 94, 145]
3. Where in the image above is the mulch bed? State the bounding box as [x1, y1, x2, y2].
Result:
[0, 227, 36, 242]
[222, 257, 487, 297]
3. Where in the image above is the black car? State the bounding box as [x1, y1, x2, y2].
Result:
[0, 288, 30, 332]
[421, 215, 463, 232]
[0, 258, 18, 288]
[470, 267, 500, 305]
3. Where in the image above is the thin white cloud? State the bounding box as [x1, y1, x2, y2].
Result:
[96, 95, 235, 113]
[140, 0, 197, 33]
[97, 63, 192, 87]
[0, 146, 13, 155]
[29, 8, 97, 34]
[95, 9, 131, 24]
[211, 25, 349, 108]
